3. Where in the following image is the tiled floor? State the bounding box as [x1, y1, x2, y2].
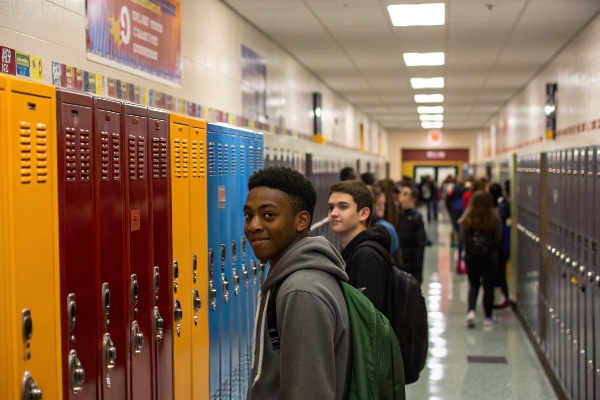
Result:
[405, 213, 557, 399]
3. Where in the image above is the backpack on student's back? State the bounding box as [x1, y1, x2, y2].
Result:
[356, 241, 429, 385]
[465, 229, 493, 257]
[268, 281, 406, 400]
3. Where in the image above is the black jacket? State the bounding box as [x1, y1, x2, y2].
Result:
[341, 225, 394, 320]
[396, 208, 426, 283]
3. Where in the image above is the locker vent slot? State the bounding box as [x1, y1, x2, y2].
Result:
[65, 127, 76, 183]
[80, 129, 90, 183]
[152, 137, 160, 179]
[101, 132, 110, 182]
[240, 145, 245, 175]
[161, 137, 167, 178]
[191, 140, 198, 178]
[35, 123, 48, 183]
[256, 146, 263, 169]
[112, 133, 120, 181]
[224, 144, 229, 176]
[217, 143, 223, 176]
[182, 138, 188, 178]
[249, 146, 255, 172]
[231, 145, 236, 177]
[199, 141, 205, 177]
[20, 121, 32, 184]
[137, 135, 145, 180]
[173, 137, 181, 178]
[129, 135, 137, 181]
[208, 142, 215, 176]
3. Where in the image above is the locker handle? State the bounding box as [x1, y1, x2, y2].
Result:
[22, 372, 42, 400]
[173, 261, 179, 293]
[174, 299, 182, 337]
[232, 241, 237, 264]
[233, 269, 240, 296]
[67, 294, 76, 332]
[131, 321, 144, 356]
[103, 333, 117, 371]
[241, 237, 247, 257]
[69, 350, 85, 394]
[251, 260, 257, 287]
[243, 264, 249, 291]
[209, 281, 217, 311]
[222, 274, 229, 304]
[154, 267, 160, 298]
[193, 289, 201, 326]
[153, 307, 164, 342]
[193, 254, 197, 284]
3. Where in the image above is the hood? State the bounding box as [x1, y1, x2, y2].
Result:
[261, 236, 348, 293]
[342, 225, 391, 258]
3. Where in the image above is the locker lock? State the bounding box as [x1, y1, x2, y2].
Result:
[209, 249, 215, 276]
[153, 307, 164, 342]
[131, 321, 144, 356]
[233, 269, 240, 296]
[232, 241, 237, 265]
[242, 263, 249, 291]
[222, 273, 229, 304]
[173, 261, 179, 294]
[154, 267, 160, 300]
[67, 294, 76, 332]
[193, 254, 198, 284]
[174, 299, 183, 337]
[251, 260, 257, 287]
[130, 275, 139, 315]
[209, 280, 217, 311]
[22, 309, 33, 360]
[69, 350, 85, 394]
[103, 333, 117, 373]
[193, 289, 201, 326]
[221, 244, 226, 270]
[102, 283, 110, 313]
[242, 237, 247, 257]
[22, 371, 42, 400]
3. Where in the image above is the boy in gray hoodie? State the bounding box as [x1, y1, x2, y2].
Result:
[243, 166, 351, 400]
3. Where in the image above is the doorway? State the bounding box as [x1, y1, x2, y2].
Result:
[414, 165, 459, 186]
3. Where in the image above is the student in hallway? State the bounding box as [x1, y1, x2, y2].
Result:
[396, 184, 427, 284]
[244, 166, 351, 399]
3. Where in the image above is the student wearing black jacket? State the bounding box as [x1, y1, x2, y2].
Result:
[328, 181, 394, 317]
[396, 185, 427, 284]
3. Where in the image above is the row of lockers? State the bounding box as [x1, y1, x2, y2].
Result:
[515, 148, 600, 400]
[0, 75, 265, 400]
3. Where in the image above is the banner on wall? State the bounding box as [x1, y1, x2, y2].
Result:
[86, 0, 181, 87]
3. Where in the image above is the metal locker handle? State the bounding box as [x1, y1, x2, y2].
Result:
[153, 307, 164, 342]
[222, 274, 229, 303]
[241, 237, 246, 257]
[232, 241, 237, 265]
[173, 261, 179, 293]
[67, 294, 76, 332]
[251, 260, 257, 287]
[209, 281, 217, 311]
[221, 244, 226, 271]
[233, 269, 240, 296]
[242, 264, 249, 291]
[130, 275, 139, 315]
[193, 289, 201, 326]
[69, 350, 85, 394]
[22, 371, 42, 400]
[193, 254, 198, 284]
[174, 299, 183, 337]
[103, 333, 117, 371]
[154, 267, 160, 299]
[131, 321, 144, 356]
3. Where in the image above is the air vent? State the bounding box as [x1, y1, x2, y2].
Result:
[182, 138, 188, 178]
[101, 132, 110, 182]
[80, 129, 90, 183]
[173, 137, 181, 178]
[128, 135, 136, 181]
[36, 123, 48, 183]
[20, 121, 32, 184]
[65, 127, 76, 183]
[231, 145, 236, 177]
[199, 141, 205, 178]
[240, 145, 245, 175]
[224, 144, 229, 176]
[137, 135, 145, 180]
[208, 142, 215, 176]
[160, 137, 167, 178]
[217, 143, 223, 176]
[152, 137, 160, 179]
[112, 133, 120, 181]
[249, 146, 255, 172]
[191, 140, 198, 178]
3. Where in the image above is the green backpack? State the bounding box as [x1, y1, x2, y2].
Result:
[268, 279, 406, 400]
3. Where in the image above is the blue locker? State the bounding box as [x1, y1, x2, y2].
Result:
[207, 125, 221, 400]
[253, 132, 267, 280]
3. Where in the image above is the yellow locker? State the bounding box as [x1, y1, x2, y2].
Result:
[0, 76, 62, 399]
[0, 75, 8, 400]
[170, 113, 193, 400]
[189, 118, 209, 400]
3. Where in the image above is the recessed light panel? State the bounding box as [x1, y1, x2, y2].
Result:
[403, 52, 445, 66]
[388, 3, 445, 27]
[417, 106, 444, 114]
[419, 114, 444, 121]
[422, 121, 444, 129]
[414, 94, 444, 103]
[410, 77, 445, 89]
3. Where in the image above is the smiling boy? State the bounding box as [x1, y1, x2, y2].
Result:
[244, 166, 351, 400]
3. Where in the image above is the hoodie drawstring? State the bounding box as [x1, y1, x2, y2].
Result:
[251, 289, 270, 387]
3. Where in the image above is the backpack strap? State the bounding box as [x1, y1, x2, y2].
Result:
[266, 283, 282, 350]
[354, 240, 396, 267]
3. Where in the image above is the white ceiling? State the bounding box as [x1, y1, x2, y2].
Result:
[222, 0, 600, 130]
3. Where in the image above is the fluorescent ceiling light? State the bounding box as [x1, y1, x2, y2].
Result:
[417, 106, 444, 114]
[422, 121, 444, 129]
[411, 77, 444, 89]
[414, 94, 444, 103]
[419, 114, 444, 121]
[388, 3, 445, 27]
[403, 52, 445, 66]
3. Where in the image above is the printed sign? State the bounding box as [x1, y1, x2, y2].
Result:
[30, 56, 43, 80]
[218, 186, 226, 210]
[131, 209, 141, 231]
[1, 47, 16, 75]
[16, 52, 30, 77]
[52, 62, 62, 86]
[86, 0, 181, 86]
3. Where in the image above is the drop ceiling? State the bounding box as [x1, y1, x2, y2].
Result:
[222, 0, 600, 130]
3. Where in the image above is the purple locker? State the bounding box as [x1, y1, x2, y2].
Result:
[57, 89, 97, 399]
[121, 103, 153, 400]
[558, 149, 568, 384]
[94, 97, 127, 400]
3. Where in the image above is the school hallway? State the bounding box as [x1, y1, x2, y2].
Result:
[406, 213, 557, 399]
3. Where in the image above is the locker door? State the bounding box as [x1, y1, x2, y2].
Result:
[94, 97, 127, 400]
[189, 117, 210, 400]
[595, 148, 600, 400]
[57, 89, 97, 400]
[170, 113, 193, 400]
[122, 103, 153, 400]
[0, 76, 6, 400]
[557, 150, 568, 384]
[583, 146, 596, 400]
[207, 124, 222, 400]
[575, 147, 587, 399]
[148, 108, 172, 400]
[1, 77, 62, 400]
[253, 132, 266, 279]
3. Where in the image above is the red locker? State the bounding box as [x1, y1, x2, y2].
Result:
[94, 97, 127, 400]
[57, 89, 97, 399]
[122, 103, 153, 400]
[148, 108, 173, 400]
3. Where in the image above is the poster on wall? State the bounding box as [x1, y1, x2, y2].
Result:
[241, 45, 267, 122]
[86, 0, 181, 87]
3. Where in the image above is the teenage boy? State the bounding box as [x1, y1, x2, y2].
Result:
[244, 166, 351, 400]
[397, 184, 426, 284]
[328, 180, 394, 317]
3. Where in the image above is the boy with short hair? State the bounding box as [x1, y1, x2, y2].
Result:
[397, 184, 427, 284]
[328, 180, 394, 317]
[244, 166, 351, 400]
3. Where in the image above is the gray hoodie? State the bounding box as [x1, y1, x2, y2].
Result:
[248, 236, 351, 400]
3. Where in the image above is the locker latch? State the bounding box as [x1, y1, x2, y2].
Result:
[193, 289, 201, 326]
[222, 273, 229, 304]
[69, 350, 85, 394]
[241, 237, 247, 258]
[130, 275, 139, 315]
[131, 321, 144, 356]
[174, 299, 183, 337]
[153, 307, 164, 342]
[154, 267, 160, 300]
[173, 261, 179, 294]
[232, 241, 237, 266]
[221, 244, 226, 271]
[209, 281, 217, 311]
[22, 309, 32, 361]
[193, 254, 198, 284]
[103, 333, 117, 378]
[242, 263, 249, 291]
[251, 260, 257, 287]
[22, 371, 42, 400]
[233, 269, 240, 296]
[67, 294, 76, 332]
[102, 283, 110, 328]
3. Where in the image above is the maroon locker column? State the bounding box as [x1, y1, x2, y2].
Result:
[57, 89, 97, 399]
[122, 103, 153, 400]
[148, 108, 173, 400]
[94, 97, 127, 400]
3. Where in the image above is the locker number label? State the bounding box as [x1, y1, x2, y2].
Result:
[131, 210, 141, 231]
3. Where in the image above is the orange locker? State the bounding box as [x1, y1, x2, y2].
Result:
[170, 113, 193, 400]
[0, 76, 63, 399]
[189, 117, 209, 400]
